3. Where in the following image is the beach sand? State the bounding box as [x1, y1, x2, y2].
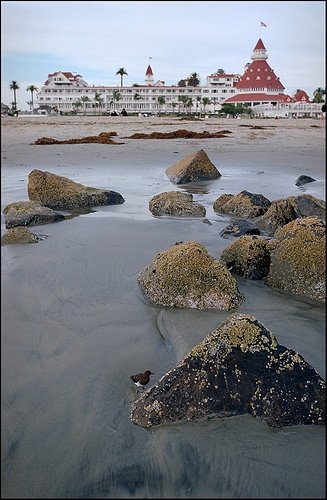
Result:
[1, 115, 326, 498]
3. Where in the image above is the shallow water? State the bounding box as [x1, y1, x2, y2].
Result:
[1, 141, 325, 498]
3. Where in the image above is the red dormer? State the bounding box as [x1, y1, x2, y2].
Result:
[293, 89, 311, 103]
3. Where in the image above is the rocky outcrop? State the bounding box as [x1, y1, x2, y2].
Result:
[213, 190, 271, 218]
[138, 241, 243, 310]
[149, 191, 206, 217]
[1, 226, 42, 244]
[220, 235, 271, 279]
[27, 169, 125, 210]
[258, 194, 325, 234]
[3, 200, 65, 228]
[131, 313, 325, 429]
[165, 150, 221, 184]
[265, 217, 325, 302]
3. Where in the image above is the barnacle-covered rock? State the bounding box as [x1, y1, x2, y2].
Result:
[3, 200, 65, 228]
[165, 150, 221, 184]
[138, 241, 242, 310]
[265, 217, 325, 302]
[220, 235, 271, 279]
[131, 313, 325, 429]
[1, 226, 42, 244]
[149, 191, 206, 217]
[257, 194, 325, 234]
[28, 169, 125, 210]
[213, 190, 271, 217]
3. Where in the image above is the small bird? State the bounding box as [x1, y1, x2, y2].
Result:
[130, 370, 154, 388]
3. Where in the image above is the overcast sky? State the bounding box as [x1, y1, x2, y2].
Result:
[1, 0, 325, 110]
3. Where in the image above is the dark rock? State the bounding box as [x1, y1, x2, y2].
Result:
[131, 314, 325, 429]
[220, 219, 260, 238]
[295, 175, 316, 187]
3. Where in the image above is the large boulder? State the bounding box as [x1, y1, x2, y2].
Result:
[3, 200, 65, 228]
[213, 190, 271, 218]
[265, 217, 325, 302]
[149, 191, 206, 217]
[258, 194, 325, 234]
[1, 226, 42, 245]
[220, 235, 271, 279]
[138, 241, 243, 310]
[131, 313, 325, 429]
[28, 169, 125, 210]
[165, 150, 221, 184]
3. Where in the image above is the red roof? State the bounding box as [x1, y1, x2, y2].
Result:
[236, 59, 284, 91]
[254, 38, 266, 50]
[146, 65, 153, 76]
[225, 93, 289, 103]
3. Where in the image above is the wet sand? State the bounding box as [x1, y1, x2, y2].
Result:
[1, 115, 326, 498]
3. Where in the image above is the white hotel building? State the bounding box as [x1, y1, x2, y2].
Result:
[36, 66, 240, 115]
[35, 39, 323, 118]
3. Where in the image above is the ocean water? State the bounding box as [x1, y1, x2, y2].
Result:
[1, 139, 325, 498]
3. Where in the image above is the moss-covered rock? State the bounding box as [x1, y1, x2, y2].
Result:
[3, 200, 65, 228]
[138, 241, 243, 310]
[1, 226, 42, 244]
[213, 190, 271, 217]
[219, 219, 260, 238]
[149, 191, 206, 217]
[220, 235, 271, 279]
[165, 150, 221, 184]
[28, 169, 125, 210]
[131, 313, 325, 429]
[265, 217, 325, 302]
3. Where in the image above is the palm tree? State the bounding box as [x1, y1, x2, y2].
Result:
[72, 99, 82, 114]
[9, 81, 19, 111]
[116, 68, 128, 87]
[196, 95, 202, 117]
[313, 87, 326, 103]
[112, 89, 121, 111]
[80, 95, 91, 115]
[94, 91, 103, 115]
[186, 97, 193, 113]
[188, 72, 200, 86]
[157, 96, 166, 115]
[26, 100, 33, 112]
[26, 84, 38, 111]
[202, 97, 211, 115]
[178, 95, 188, 113]
[133, 92, 142, 113]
